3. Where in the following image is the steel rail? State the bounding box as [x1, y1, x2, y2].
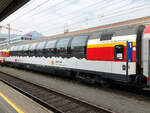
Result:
[0, 71, 115, 113]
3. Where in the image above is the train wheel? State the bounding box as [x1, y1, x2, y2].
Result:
[135, 75, 147, 88]
[100, 79, 113, 88]
[75, 72, 96, 84]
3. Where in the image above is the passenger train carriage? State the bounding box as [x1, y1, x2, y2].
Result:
[1, 24, 150, 88]
[0, 49, 9, 63]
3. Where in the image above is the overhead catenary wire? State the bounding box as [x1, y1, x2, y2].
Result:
[28, 0, 150, 34]
[11, 0, 106, 27]
[40, 3, 150, 35]
[21, 0, 107, 23]
[15, 0, 135, 30]
[29, 0, 120, 26]
[6, 0, 150, 36]
[9, 0, 51, 23]
[33, 0, 145, 31]
[10, 0, 74, 24]
[24, 0, 77, 19]
[0, 25, 23, 33]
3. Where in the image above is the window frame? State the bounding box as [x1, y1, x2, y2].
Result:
[10, 46, 15, 56]
[17, 45, 24, 56]
[23, 44, 30, 56]
[36, 41, 47, 57]
[29, 43, 38, 57]
[56, 37, 72, 57]
[70, 35, 89, 58]
[13, 46, 19, 56]
[44, 40, 57, 57]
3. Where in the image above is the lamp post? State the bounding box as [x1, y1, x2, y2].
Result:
[8, 24, 10, 47]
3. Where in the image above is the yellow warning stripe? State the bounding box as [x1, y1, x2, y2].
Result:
[5, 51, 9, 53]
[88, 42, 136, 48]
[0, 92, 24, 113]
[0, 51, 9, 53]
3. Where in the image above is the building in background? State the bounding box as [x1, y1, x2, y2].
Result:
[0, 35, 32, 47]
[0, 38, 6, 41]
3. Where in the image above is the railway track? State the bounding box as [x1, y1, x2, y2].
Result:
[0, 71, 114, 113]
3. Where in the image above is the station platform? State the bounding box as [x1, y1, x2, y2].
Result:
[0, 81, 52, 113]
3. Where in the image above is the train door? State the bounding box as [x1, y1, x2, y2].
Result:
[112, 41, 136, 81]
[127, 41, 136, 76]
[143, 39, 150, 87]
[142, 25, 150, 87]
[148, 41, 150, 86]
[112, 42, 128, 78]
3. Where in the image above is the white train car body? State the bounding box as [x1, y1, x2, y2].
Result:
[1, 24, 150, 88]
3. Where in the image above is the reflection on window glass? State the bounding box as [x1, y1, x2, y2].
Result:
[45, 40, 57, 54]
[45, 40, 57, 49]
[29, 43, 37, 50]
[56, 37, 70, 54]
[23, 44, 30, 51]
[10, 46, 15, 51]
[71, 35, 88, 54]
[36, 41, 46, 50]
[17, 45, 24, 51]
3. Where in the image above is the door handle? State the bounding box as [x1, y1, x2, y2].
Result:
[122, 65, 126, 70]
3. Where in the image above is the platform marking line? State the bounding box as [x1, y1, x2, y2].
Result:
[0, 96, 18, 113]
[0, 92, 24, 113]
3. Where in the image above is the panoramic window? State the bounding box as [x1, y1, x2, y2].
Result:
[45, 40, 57, 56]
[71, 35, 88, 56]
[29, 43, 38, 56]
[29, 43, 37, 50]
[56, 37, 71, 54]
[10, 46, 15, 56]
[36, 41, 46, 50]
[13, 46, 19, 56]
[36, 41, 46, 56]
[17, 45, 24, 56]
[23, 44, 30, 56]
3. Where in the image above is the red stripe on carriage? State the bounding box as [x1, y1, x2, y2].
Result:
[144, 25, 150, 34]
[87, 47, 136, 62]
[87, 47, 127, 61]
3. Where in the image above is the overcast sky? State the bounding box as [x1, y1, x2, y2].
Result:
[1, 0, 150, 36]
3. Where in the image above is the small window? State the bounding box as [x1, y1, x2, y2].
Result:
[115, 45, 124, 60]
[100, 34, 113, 41]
